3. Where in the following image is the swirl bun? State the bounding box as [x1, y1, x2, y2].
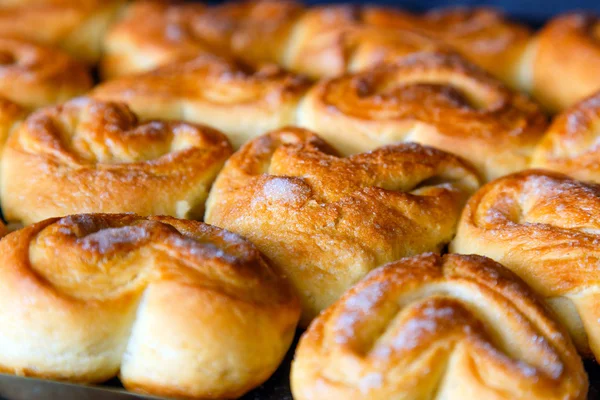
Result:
[0, 97, 233, 225]
[205, 127, 480, 325]
[0, 37, 92, 109]
[0, 213, 300, 399]
[368, 7, 533, 89]
[281, 5, 450, 79]
[100, 1, 224, 79]
[0, 0, 124, 63]
[529, 13, 600, 112]
[299, 52, 547, 181]
[451, 170, 600, 359]
[531, 91, 600, 182]
[93, 54, 310, 148]
[291, 253, 587, 400]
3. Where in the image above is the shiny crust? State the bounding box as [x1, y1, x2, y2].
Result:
[282, 5, 451, 79]
[451, 170, 600, 359]
[0, 0, 125, 63]
[368, 7, 533, 88]
[299, 52, 547, 181]
[100, 1, 224, 79]
[93, 54, 311, 148]
[0, 97, 233, 224]
[205, 127, 481, 325]
[291, 253, 587, 400]
[531, 13, 600, 112]
[0, 37, 92, 108]
[0, 213, 300, 399]
[531, 91, 600, 182]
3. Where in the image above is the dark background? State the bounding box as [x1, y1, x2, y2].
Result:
[206, 0, 600, 27]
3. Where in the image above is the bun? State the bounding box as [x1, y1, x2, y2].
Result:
[100, 1, 222, 79]
[0, 0, 125, 63]
[0, 97, 24, 154]
[0, 97, 233, 225]
[280, 5, 450, 79]
[93, 55, 310, 148]
[0, 37, 92, 109]
[368, 7, 532, 89]
[291, 253, 587, 400]
[205, 127, 480, 325]
[529, 13, 600, 112]
[451, 170, 600, 359]
[531, 91, 600, 182]
[0, 213, 300, 399]
[299, 52, 547, 181]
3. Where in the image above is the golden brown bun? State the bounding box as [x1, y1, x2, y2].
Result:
[451, 170, 600, 359]
[93, 54, 310, 148]
[299, 52, 547, 181]
[529, 13, 600, 112]
[0, 37, 92, 109]
[0, 97, 233, 225]
[367, 7, 533, 89]
[0, 0, 125, 63]
[205, 127, 481, 325]
[196, 0, 305, 68]
[281, 5, 451, 79]
[0, 213, 300, 399]
[291, 253, 588, 400]
[531, 91, 600, 182]
[0, 97, 24, 153]
[100, 1, 227, 79]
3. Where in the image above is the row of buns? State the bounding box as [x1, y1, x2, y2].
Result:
[0, 0, 599, 399]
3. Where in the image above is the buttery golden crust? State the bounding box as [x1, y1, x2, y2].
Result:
[0, 0, 125, 63]
[0, 97, 233, 224]
[367, 7, 533, 89]
[93, 54, 311, 148]
[0, 213, 300, 399]
[299, 52, 547, 181]
[100, 1, 223, 79]
[451, 170, 600, 359]
[282, 5, 451, 79]
[205, 127, 481, 325]
[0, 37, 92, 109]
[531, 91, 600, 182]
[0, 97, 24, 153]
[530, 13, 600, 112]
[291, 253, 587, 400]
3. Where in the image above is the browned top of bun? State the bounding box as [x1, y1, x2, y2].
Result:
[291, 253, 587, 400]
[532, 91, 600, 182]
[0, 96, 24, 151]
[205, 127, 480, 324]
[0, 97, 232, 224]
[0, 37, 92, 108]
[301, 52, 547, 180]
[532, 13, 600, 112]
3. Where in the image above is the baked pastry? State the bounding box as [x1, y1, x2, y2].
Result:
[367, 7, 533, 89]
[0, 0, 125, 63]
[0, 37, 92, 109]
[0, 97, 232, 225]
[0, 97, 24, 154]
[205, 127, 480, 325]
[291, 253, 587, 400]
[100, 1, 223, 79]
[531, 91, 600, 182]
[93, 54, 310, 148]
[279, 5, 450, 79]
[0, 213, 300, 399]
[299, 52, 547, 181]
[194, 0, 305, 69]
[528, 13, 600, 112]
[451, 170, 600, 359]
